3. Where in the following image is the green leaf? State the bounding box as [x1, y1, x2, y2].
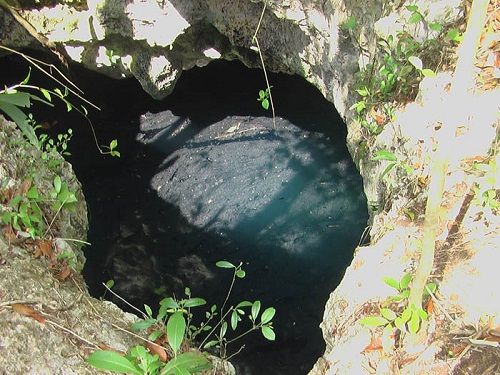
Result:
[355, 87, 369, 97]
[380, 308, 397, 321]
[409, 310, 420, 334]
[0, 101, 38, 147]
[160, 297, 179, 309]
[40, 88, 52, 102]
[87, 350, 141, 374]
[215, 260, 235, 269]
[383, 277, 399, 290]
[416, 306, 428, 321]
[260, 307, 276, 324]
[402, 163, 414, 175]
[258, 90, 266, 100]
[184, 298, 206, 308]
[161, 352, 212, 375]
[110, 139, 118, 150]
[231, 310, 239, 330]
[405, 5, 418, 12]
[381, 162, 397, 180]
[26, 186, 39, 200]
[144, 304, 153, 318]
[262, 98, 270, 110]
[220, 321, 227, 338]
[399, 273, 412, 290]
[149, 330, 163, 342]
[394, 316, 406, 332]
[236, 301, 252, 309]
[235, 269, 246, 278]
[429, 22, 443, 32]
[372, 150, 397, 162]
[203, 340, 218, 349]
[0, 92, 31, 107]
[446, 28, 462, 43]
[261, 326, 276, 341]
[421, 68, 436, 77]
[341, 15, 357, 31]
[352, 100, 366, 114]
[20, 68, 31, 85]
[408, 56, 423, 70]
[167, 312, 186, 354]
[399, 289, 410, 299]
[360, 316, 389, 327]
[251, 301, 261, 322]
[53, 176, 62, 194]
[408, 12, 423, 24]
[130, 318, 156, 332]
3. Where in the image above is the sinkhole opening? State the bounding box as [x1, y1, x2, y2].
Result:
[2, 54, 368, 374]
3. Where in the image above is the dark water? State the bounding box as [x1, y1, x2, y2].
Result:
[0, 55, 367, 374]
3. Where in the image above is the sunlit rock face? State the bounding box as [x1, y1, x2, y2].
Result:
[1, 0, 381, 117]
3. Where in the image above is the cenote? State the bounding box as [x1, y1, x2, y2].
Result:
[2, 55, 368, 374]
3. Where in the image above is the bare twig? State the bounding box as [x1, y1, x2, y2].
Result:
[424, 285, 459, 327]
[0, 45, 98, 110]
[45, 318, 101, 349]
[102, 282, 147, 319]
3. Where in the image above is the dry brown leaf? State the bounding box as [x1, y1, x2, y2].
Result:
[363, 336, 383, 352]
[146, 341, 168, 362]
[1, 186, 15, 203]
[34, 239, 54, 260]
[16, 179, 32, 197]
[426, 298, 434, 314]
[3, 225, 16, 243]
[12, 303, 45, 324]
[57, 264, 72, 281]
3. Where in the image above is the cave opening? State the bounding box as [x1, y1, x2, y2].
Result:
[1, 53, 368, 374]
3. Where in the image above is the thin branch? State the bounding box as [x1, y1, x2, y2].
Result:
[0, 45, 99, 110]
[56, 238, 91, 246]
[44, 197, 69, 237]
[252, 0, 276, 128]
[424, 285, 459, 327]
[225, 344, 246, 361]
[45, 318, 101, 349]
[102, 282, 147, 319]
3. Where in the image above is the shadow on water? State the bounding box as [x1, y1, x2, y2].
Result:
[0, 55, 368, 374]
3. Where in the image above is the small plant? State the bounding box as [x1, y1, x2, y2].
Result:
[340, 15, 357, 32]
[471, 158, 499, 214]
[50, 175, 78, 212]
[102, 139, 121, 157]
[257, 87, 272, 110]
[87, 260, 276, 374]
[1, 185, 44, 239]
[38, 128, 73, 169]
[347, 6, 461, 140]
[372, 149, 414, 187]
[251, 1, 276, 127]
[0, 47, 121, 158]
[360, 272, 437, 350]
